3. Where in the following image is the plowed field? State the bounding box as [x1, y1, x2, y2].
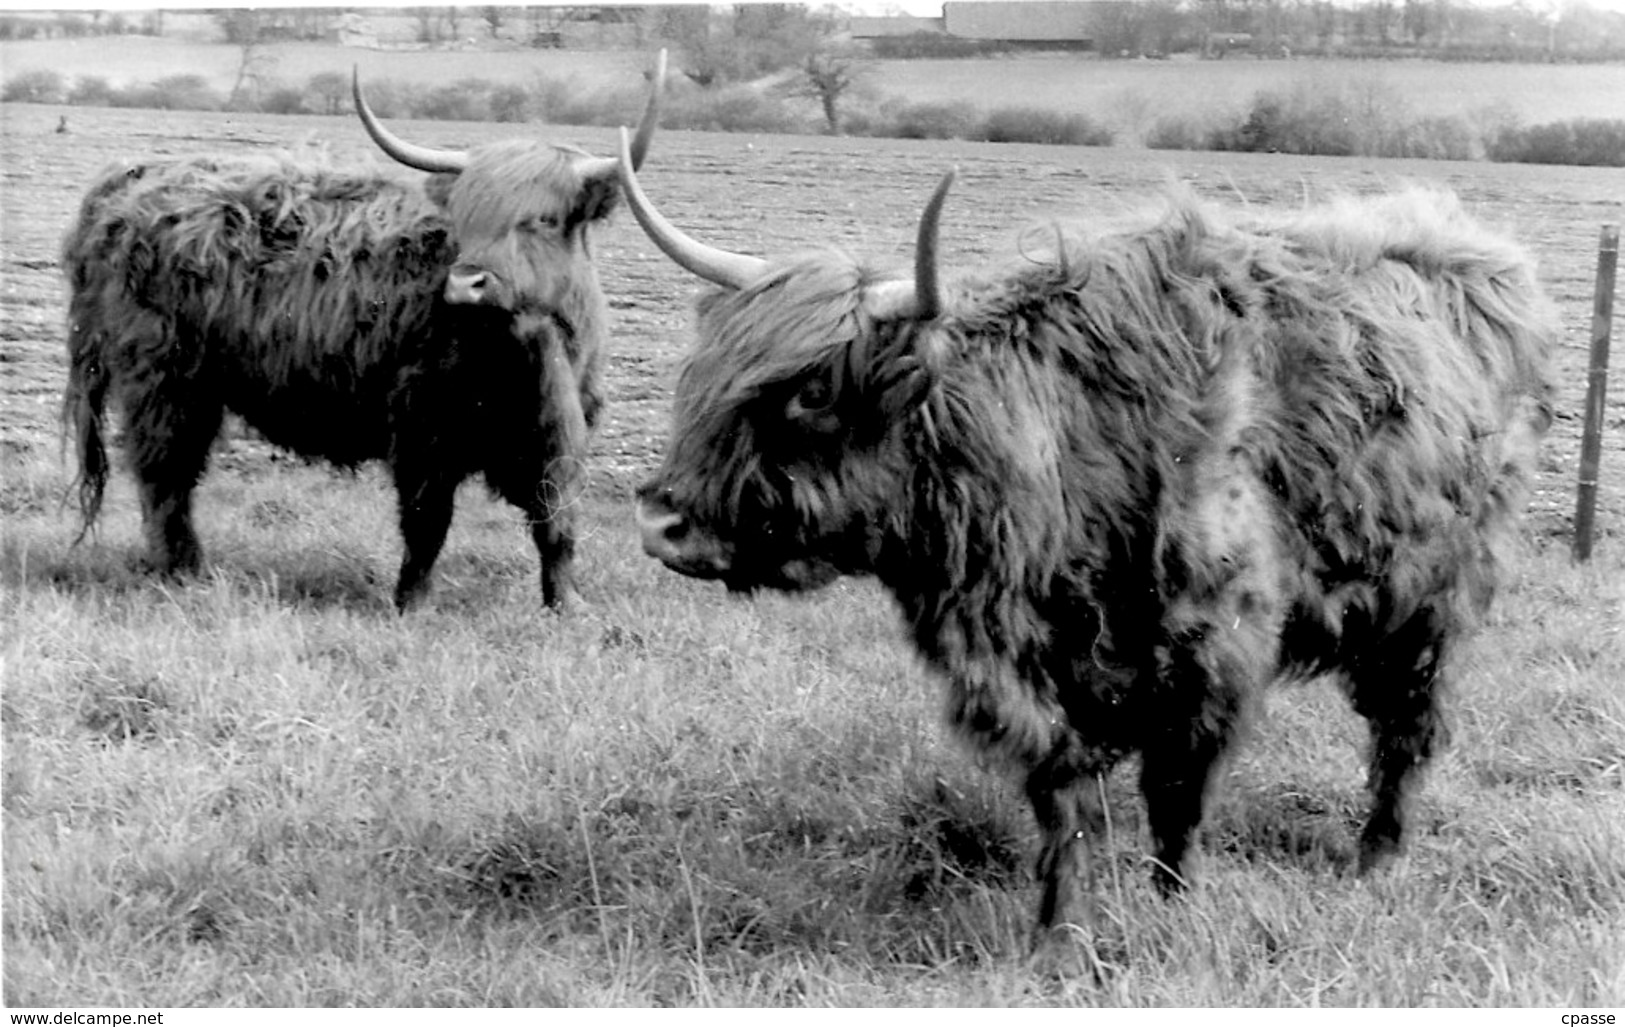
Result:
[3, 102, 1621, 538]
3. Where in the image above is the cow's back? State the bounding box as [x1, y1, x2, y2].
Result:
[1224, 192, 1555, 640]
[62, 153, 457, 466]
[958, 189, 1553, 674]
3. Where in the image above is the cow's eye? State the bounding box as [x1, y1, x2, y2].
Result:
[520, 213, 560, 234]
[785, 374, 837, 426]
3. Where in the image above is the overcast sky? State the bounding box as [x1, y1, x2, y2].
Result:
[841, 0, 1625, 14]
[5, 0, 1622, 21]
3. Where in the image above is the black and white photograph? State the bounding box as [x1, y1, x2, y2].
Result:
[2, 0, 1622, 1008]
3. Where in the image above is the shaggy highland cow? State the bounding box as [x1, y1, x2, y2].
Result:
[61, 54, 665, 611]
[619, 137, 1555, 931]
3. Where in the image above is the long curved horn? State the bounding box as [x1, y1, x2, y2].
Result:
[617, 126, 768, 290]
[353, 66, 468, 174]
[576, 49, 666, 182]
[865, 169, 955, 323]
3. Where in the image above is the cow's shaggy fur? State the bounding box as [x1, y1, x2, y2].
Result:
[637, 187, 1555, 929]
[63, 144, 619, 609]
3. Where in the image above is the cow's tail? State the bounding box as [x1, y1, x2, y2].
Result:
[61, 317, 111, 543]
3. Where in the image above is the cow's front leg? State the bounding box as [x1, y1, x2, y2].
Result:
[533, 344, 589, 612]
[1027, 764, 1107, 935]
[1139, 621, 1254, 894]
[490, 337, 589, 612]
[392, 469, 457, 612]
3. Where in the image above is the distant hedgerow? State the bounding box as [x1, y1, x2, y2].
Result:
[525, 74, 583, 121]
[67, 75, 115, 107]
[304, 71, 349, 116]
[870, 31, 1012, 59]
[1145, 115, 1208, 151]
[114, 74, 220, 112]
[8, 63, 1621, 168]
[1396, 114, 1479, 161]
[489, 83, 530, 123]
[1208, 89, 1358, 156]
[886, 99, 980, 140]
[412, 78, 493, 121]
[664, 85, 811, 134]
[259, 86, 310, 116]
[352, 78, 411, 120]
[532, 79, 645, 128]
[977, 106, 1113, 146]
[3, 68, 66, 104]
[1488, 118, 1625, 167]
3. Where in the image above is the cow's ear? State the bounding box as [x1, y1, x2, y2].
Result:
[570, 175, 620, 229]
[424, 173, 457, 210]
[866, 321, 941, 421]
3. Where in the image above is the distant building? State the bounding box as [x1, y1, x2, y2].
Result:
[851, 2, 1130, 50]
[945, 1, 1094, 46]
[1202, 30, 1254, 57]
[849, 15, 947, 38]
[329, 12, 377, 48]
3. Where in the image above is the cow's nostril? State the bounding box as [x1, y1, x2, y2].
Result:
[661, 516, 690, 544]
[445, 270, 487, 304]
[635, 500, 684, 557]
[635, 497, 729, 577]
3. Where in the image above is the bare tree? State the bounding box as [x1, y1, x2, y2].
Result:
[1313, 0, 1337, 48]
[1403, 0, 1430, 42]
[645, 6, 725, 85]
[216, 10, 276, 109]
[411, 7, 438, 43]
[650, 4, 839, 88]
[1091, 0, 1184, 55]
[213, 8, 259, 45]
[289, 8, 329, 41]
[795, 52, 859, 133]
[307, 70, 347, 115]
[1430, 0, 1457, 46]
[1373, 0, 1395, 43]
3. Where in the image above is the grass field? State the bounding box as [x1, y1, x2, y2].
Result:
[5, 35, 1625, 130]
[2, 101, 1623, 1006]
[0, 36, 653, 95]
[866, 54, 1625, 126]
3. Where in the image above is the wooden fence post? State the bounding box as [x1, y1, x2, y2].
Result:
[1573, 223, 1619, 563]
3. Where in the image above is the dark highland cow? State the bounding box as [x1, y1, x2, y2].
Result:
[61, 54, 665, 611]
[619, 138, 1555, 931]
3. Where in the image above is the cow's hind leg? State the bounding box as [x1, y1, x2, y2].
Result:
[392, 471, 457, 611]
[123, 380, 223, 576]
[1348, 604, 1450, 873]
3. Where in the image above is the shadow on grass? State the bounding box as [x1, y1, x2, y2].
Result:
[75, 664, 171, 744]
[416, 768, 1037, 966]
[419, 768, 1411, 967]
[2, 536, 155, 597]
[1203, 781, 1365, 874]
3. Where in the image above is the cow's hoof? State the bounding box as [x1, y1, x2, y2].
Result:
[544, 588, 586, 615]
